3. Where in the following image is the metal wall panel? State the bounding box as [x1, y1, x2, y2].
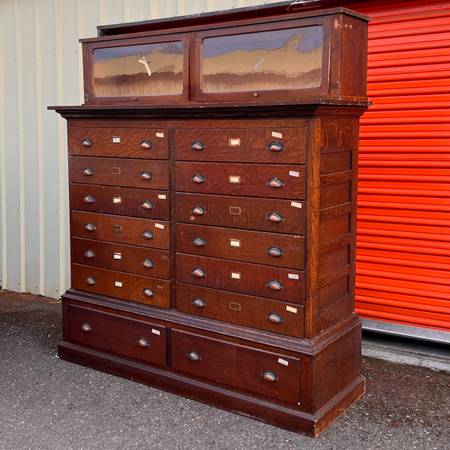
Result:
[0, 0, 271, 298]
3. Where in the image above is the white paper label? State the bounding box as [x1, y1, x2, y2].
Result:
[154, 223, 165, 230]
[151, 328, 161, 336]
[286, 306, 298, 314]
[278, 358, 289, 366]
[114, 281, 123, 288]
[229, 175, 241, 184]
[230, 239, 241, 248]
[229, 138, 241, 147]
[288, 273, 299, 280]
[113, 196, 122, 204]
[113, 252, 122, 260]
[158, 194, 167, 199]
[291, 201, 303, 209]
[231, 272, 241, 280]
[156, 132, 164, 138]
[271, 131, 283, 139]
[289, 170, 300, 178]
[112, 136, 121, 143]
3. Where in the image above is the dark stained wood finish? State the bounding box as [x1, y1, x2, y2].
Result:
[176, 253, 305, 303]
[176, 223, 305, 269]
[176, 283, 304, 338]
[174, 126, 306, 163]
[69, 157, 170, 189]
[175, 193, 306, 234]
[72, 238, 170, 278]
[71, 211, 170, 249]
[70, 183, 169, 220]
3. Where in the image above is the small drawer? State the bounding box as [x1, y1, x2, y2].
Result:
[175, 162, 305, 199]
[65, 303, 167, 366]
[72, 264, 170, 308]
[177, 224, 305, 270]
[71, 212, 170, 249]
[176, 283, 305, 338]
[176, 254, 305, 304]
[72, 238, 170, 279]
[176, 193, 305, 234]
[69, 157, 169, 190]
[69, 126, 168, 159]
[171, 330, 300, 404]
[70, 183, 169, 220]
[174, 127, 306, 163]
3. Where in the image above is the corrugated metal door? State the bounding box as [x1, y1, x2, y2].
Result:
[345, 0, 450, 333]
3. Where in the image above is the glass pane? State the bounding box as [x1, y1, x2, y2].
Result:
[201, 26, 323, 93]
[93, 41, 184, 97]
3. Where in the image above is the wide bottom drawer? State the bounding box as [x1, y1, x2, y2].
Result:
[171, 330, 301, 404]
[72, 264, 170, 308]
[65, 303, 167, 366]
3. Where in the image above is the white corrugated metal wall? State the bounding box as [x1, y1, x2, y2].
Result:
[0, 0, 274, 298]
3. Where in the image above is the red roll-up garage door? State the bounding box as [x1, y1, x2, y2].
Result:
[341, 0, 450, 337]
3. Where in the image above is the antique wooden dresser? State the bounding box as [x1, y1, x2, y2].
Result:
[51, 2, 369, 436]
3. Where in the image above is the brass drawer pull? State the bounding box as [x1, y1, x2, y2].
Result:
[262, 371, 278, 383]
[81, 323, 92, 332]
[83, 168, 94, 176]
[192, 268, 206, 278]
[192, 174, 205, 184]
[82, 138, 92, 147]
[137, 337, 150, 348]
[142, 258, 154, 269]
[192, 206, 206, 216]
[142, 230, 154, 240]
[268, 141, 284, 152]
[268, 177, 284, 189]
[141, 171, 152, 181]
[187, 351, 201, 362]
[142, 200, 153, 210]
[140, 139, 153, 149]
[84, 223, 96, 232]
[193, 237, 206, 247]
[192, 298, 206, 308]
[267, 280, 283, 291]
[267, 313, 283, 324]
[191, 141, 205, 151]
[85, 276, 96, 286]
[83, 250, 96, 259]
[267, 247, 283, 257]
[143, 288, 155, 298]
[268, 212, 283, 223]
[83, 195, 95, 204]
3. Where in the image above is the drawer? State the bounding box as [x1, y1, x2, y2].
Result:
[71, 212, 170, 249]
[176, 254, 305, 303]
[171, 330, 300, 404]
[176, 283, 305, 338]
[176, 193, 305, 234]
[69, 126, 169, 159]
[69, 157, 169, 190]
[70, 183, 169, 220]
[65, 303, 167, 366]
[72, 264, 170, 308]
[174, 127, 306, 163]
[72, 238, 170, 279]
[177, 224, 305, 270]
[175, 162, 305, 199]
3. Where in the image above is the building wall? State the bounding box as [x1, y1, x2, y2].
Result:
[0, 0, 269, 298]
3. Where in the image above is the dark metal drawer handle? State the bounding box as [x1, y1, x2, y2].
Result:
[137, 337, 150, 348]
[84, 223, 96, 232]
[192, 268, 206, 278]
[191, 141, 205, 151]
[140, 139, 153, 149]
[267, 313, 283, 324]
[192, 174, 205, 184]
[143, 288, 154, 298]
[192, 206, 206, 216]
[142, 258, 154, 269]
[81, 323, 92, 332]
[141, 171, 152, 181]
[268, 177, 284, 189]
[187, 351, 201, 362]
[83, 168, 94, 176]
[267, 247, 283, 257]
[142, 200, 153, 210]
[267, 280, 283, 291]
[83, 195, 95, 204]
[262, 371, 278, 383]
[82, 138, 92, 147]
[85, 276, 96, 286]
[83, 250, 96, 259]
[193, 237, 206, 247]
[192, 298, 206, 308]
[268, 212, 283, 223]
[268, 141, 284, 152]
[142, 230, 154, 240]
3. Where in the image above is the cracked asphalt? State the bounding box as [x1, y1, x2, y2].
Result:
[0, 290, 449, 450]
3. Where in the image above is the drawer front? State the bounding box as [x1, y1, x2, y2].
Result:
[176, 283, 304, 338]
[69, 157, 169, 190]
[171, 330, 300, 403]
[177, 224, 305, 269]
[69, 126, 169, 159]
[71, 212, 170, 249]
[66, 303, 166, 366]
[174, 127, 306, 163]
[72, 264, 170, 308]
[175, 162, 305, 199]
[176, 254, 305, 303]
[70, 183, 169, 220]
[72, 238, 170, 279]
[176, 193, 305, 234]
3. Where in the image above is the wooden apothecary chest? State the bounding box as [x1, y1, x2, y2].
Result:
[51, 2, 369, 436]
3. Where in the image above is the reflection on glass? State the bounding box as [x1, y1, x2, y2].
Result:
[201, 26, 323, 93]
[93, 41, 184, 97]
